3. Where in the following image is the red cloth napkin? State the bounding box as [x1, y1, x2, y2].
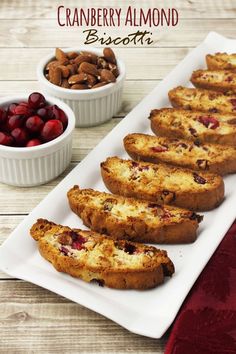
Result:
[165, 221, 236, 354]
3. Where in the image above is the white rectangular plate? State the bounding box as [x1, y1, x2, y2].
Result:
[0, 32, 236, 339]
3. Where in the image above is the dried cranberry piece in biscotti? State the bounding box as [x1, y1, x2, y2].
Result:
[230, 98, 236, 110]
[71, 233, 87, 250]
[193, 173, 206, 185]
[225, 76, 233, 82]
[198, 116, 219, 129]
[60, 246, 69, 256]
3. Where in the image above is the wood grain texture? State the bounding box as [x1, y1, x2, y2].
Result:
[0, 0, 235, 352]
[0, 0, 235, 19]
[0, 281, 167, 353]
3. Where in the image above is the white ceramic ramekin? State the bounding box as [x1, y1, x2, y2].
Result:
[36, 47, 125, 127]
[0, 95, 75, 187]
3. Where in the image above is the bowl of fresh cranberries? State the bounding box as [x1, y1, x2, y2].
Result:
[0, 92, 75, 186]
[37, 47, 125, 127]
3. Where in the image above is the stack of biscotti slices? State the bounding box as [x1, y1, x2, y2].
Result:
[118, 53, 236, 216]
[32, 52, 236, 291]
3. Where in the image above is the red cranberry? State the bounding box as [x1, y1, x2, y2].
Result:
[19, 102, 28, 107]
[41, 119, 63, 142]
[11, 128, 28, 146]
[8, 115, 24, 131]
[13, 104, 32, 117]
[44, 106, 54, 119]
[0, 132, 14, 146]
[28, 92, 46, 109]
[0, 108, 7, 124]
[7, 103, 18, 116]
[25, 115, 44, 133]
[26, 139, 41, 147]
[52, 105, 68, 129]
[36, 108, 48, 120]
[198, 116, 219, 129]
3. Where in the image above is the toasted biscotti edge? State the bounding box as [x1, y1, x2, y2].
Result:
[67, 185, 200, 244]
[190, 70, 236, 93]
[100, 158, 225, 211]
[30, 219, 174, 289]
[124, 133, 236, 176]
[206, 53, 236, 71]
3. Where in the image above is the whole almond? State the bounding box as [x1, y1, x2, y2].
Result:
[67, 63, 78, 75]
[86, 74, 97, 87]
[81, 51, 98, 64]
[108, 63, 119, 77]
[68, 73, 88, 85]
[74, 54, 93, 66]
[67, 51, 78, 59]
[61, 79, 70, 88]
[92, 82, 109, 89]
[71, 83, 89, 90]
[45, 60, 60, 72]
[97, 57, 108, 69]
[80, 62, 99, 77]
[49, 66, 62, 86]
[55, 48, 68, 64]
[58, 65, 70, 78]
[103, 48, 116, 64]
[100, 69, 116, 83]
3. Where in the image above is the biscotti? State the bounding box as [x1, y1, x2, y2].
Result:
[191, 69, 236, 93]
[101, 157, 224, 211]
[68, 185, 203, 244]
[149, 108, 236, 145]
[168, 86, 236, 115]
[124, 133, 236, 175]
[206, 53, 236, 71]
[30, 218, 174, 290]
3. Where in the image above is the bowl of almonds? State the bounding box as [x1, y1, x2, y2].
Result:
[37, 47, 125, 127]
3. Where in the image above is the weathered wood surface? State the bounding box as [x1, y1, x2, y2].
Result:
[0, 0, 235, 352]
[0, 0, 235, 19]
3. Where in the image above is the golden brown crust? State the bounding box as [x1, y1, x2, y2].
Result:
[150, 108, 236, 146]
[100, 157, 225, 211]
[124, 133, 236, 176]
[191, 70, 236, 93]
[30, 219, 174, 290]
[67, 185, 202, 244]
[206, 53, 236, 71]
[168, 86, 236, 115]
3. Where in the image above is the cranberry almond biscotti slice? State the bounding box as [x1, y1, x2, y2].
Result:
[206, 53, 236, 71]
[168, 86, 236, 115]
[100, 157, 224, 211]
[191, 70, 236, 93]
[67, 185, 202, 244]
[150, 108, 236, 146]
[30, 219, 174, 290]
[124, 133, 236, 175]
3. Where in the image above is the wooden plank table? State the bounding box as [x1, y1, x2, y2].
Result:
[0, 1, 236, 352]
